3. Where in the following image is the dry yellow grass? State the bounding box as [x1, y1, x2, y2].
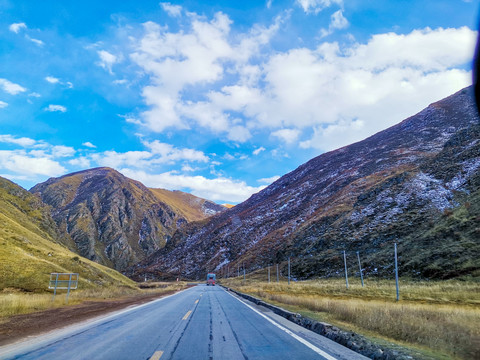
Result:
[0, 282, 188, 319]
[222, 277, 480, 359]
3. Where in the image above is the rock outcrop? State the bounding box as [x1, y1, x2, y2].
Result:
[31, 167, 225, 271]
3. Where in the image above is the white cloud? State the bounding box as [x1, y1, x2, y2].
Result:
[181, 164, 198, 172]
[90, 141, 209, 169]
[0, 150, 66, 177]
[82, 142, 96, 148]
[0, 78, 26, 95]
[266, 0, 273, 9]
[0, 134, 37, 147]
[296, 0, 343, 14]
[51, 145, 75, 158]
[227, 125, 251, 142]
[120, 168, 265, 203]
[247, 26, 475, 149]
[45, 104, 67, 112]
[92, 150, 152, 168]
[160, 2, 182, 17]
[45, 76, 60, 84]
[130, 12, 281, 135]
[253, 147, 266, 155]
[271, 128, 301, 144]
[0, 173, 30, 181]
[144, 140, 209, 163]
[299, 118, 364, 150]
[0, 101, 7, 108]
[331, 9, 348, 29]
[128, 13, 474, 154]
[69, 157, 91, 168]
[9, 22, 26, 33]
[97, 50, 118, 73]
[321, 9, 349, 37]
[26, 36, 44, 46]
[28, 92, 41, 97]
[258, 175, 280, 184]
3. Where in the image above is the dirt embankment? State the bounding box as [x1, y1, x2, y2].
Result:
[0, 291, 178, 346]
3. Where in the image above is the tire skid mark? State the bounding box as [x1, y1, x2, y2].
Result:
[215, 294, 249, 360]
[163, 294, 201, 359]
[208, 295, 213, 360]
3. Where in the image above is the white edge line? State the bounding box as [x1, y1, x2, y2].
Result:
[225, 290, 338, 360]
[0, 286, 196, 359]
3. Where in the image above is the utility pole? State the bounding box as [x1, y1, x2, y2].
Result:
[243, 262, 246, 283]
[357, 251, 364, 287]
[395, 243, 400, 301]
[343, 250, 349, 289]
[288, 257, 291, 285]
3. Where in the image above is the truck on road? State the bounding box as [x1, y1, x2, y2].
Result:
[206, 273, 216, 286]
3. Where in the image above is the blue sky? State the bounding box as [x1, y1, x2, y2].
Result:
[0, 0, 478, 203]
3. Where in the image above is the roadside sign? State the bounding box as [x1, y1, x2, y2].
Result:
[49, 273, 79, 303]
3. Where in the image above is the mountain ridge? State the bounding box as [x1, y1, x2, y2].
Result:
[129, 86, 480, 280]
[31, 167, 225, 271]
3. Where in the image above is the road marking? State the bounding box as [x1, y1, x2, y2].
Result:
[182, 310, 192, 320]
[149, 350, 163, 360]
[195, 299, 199, 304]
[0, 287, 198, 359]
[226, 291, 339, 360]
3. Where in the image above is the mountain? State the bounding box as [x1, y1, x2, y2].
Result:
[149, 188, 225, 221]
[130, 86, 480, 281]
[31, 167, 225, 271]
[0, 176, 135, 291]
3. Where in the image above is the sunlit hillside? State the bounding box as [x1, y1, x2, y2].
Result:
[150, 188, 226, 222]
[0, 176, 135, 292]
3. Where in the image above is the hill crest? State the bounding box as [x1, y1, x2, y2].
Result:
[31, 167, 225, 270]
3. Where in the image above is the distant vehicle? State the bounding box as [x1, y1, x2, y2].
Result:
[206, 273, 216, 286]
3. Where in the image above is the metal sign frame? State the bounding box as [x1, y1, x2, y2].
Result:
[49, 273, 79, 303]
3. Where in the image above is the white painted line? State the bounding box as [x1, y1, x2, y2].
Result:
[225, 290, 338, 360]
[0, 287, 195, 359]
[149, 350, 164, 360]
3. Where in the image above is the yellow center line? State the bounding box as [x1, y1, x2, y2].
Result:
[182, 310, 192, 320]
[149, 350, 164, 360]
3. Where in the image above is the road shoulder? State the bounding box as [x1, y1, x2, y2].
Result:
[0, 290, 182, 347]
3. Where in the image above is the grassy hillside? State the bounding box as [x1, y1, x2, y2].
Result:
[150, 188, 224, 222]
[0, 177, 135, 292]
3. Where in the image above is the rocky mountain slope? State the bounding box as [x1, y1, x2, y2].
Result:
[31, 168, 225, 271]
[0, 176, 135, 291]
[130, 86, 480, 280]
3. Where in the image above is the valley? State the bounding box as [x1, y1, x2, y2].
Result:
[0, 86, 478, 360]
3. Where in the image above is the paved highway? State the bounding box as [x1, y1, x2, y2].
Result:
[0, 285, 368, 360]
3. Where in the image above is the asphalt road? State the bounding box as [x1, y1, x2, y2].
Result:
[0, 285, 368, 360]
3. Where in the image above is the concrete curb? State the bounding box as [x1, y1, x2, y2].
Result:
[221, 286, 417, 360]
